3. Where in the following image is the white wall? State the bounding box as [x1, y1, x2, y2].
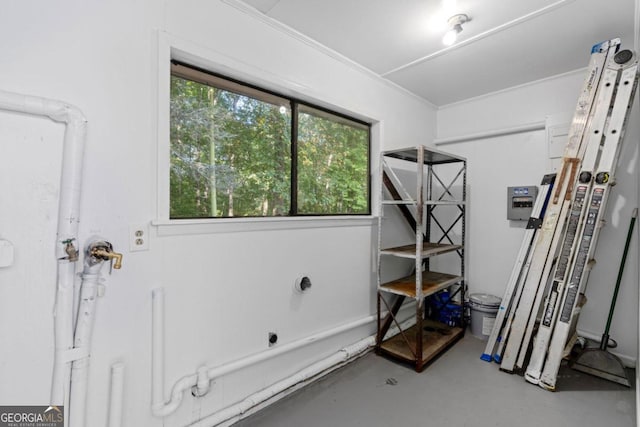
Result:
[0, 1, 435, 426]
[437, 68, 640, 364]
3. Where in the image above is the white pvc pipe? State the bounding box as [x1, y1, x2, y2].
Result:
[151, 286, 411, 417]
[188, 316, 415, 427]
[152, 288, 168, 416]
[189, 336, 373, 427]
[204, 314, 375, 381]
[433, 121, 545, 146]
[52, 261, 76, 417]
[69, 257, 106, 427]
[0, 91, 87, 416]
[68, 280, 97, 427]
[107, 363, 125, 427]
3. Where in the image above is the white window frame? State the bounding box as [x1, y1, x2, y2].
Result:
[153, 31, 379, 236]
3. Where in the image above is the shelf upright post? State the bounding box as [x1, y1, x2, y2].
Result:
[414, 147, 425, 371]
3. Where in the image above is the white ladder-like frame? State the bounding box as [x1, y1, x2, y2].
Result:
[498, 39, 619, 373]
[539, 52, 639, 390]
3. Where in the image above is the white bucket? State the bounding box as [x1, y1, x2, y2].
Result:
[469, 293, 501, 340]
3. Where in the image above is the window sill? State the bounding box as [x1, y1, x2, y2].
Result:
[152, 216, 377, 236]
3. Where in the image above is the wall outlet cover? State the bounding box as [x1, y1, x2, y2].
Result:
[129, 223, 150, 252]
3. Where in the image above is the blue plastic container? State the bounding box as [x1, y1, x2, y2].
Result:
[430, 291, 463, 326]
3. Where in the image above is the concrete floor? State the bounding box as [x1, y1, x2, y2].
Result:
[236, 334, 635, 427]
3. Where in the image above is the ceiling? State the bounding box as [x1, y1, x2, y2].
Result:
[237, 0, 636, 106]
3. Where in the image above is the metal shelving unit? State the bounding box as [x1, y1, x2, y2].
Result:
[376, 145, 467, 372]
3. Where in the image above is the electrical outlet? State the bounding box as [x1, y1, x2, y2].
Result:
[130, 223, 150, 252]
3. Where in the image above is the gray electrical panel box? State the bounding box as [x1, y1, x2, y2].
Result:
[507, 186, 538, 220]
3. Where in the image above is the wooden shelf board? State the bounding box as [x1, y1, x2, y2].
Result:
[378, 320, 464, 370]
[381, 242, 462, 259]
[379, 271, 462, 298]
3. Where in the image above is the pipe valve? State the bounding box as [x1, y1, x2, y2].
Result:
[87, 241, 123, 270]
[63, 239, 79, 262]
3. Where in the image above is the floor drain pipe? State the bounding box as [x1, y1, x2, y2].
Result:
[0, 90, 87, 416]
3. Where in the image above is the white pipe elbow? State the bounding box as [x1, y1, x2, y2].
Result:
[0, 90, 87, 126]
[194, 367, 210, 397]
[55, 104, 87, 127]
[152, 374, 198, 417]
[40, 97, 87, 127]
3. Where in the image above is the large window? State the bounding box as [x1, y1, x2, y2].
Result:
[170, 62, 370, 219]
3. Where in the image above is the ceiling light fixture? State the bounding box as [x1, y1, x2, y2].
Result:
[442, 13, 469, 46]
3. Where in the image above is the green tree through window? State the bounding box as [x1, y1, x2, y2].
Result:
[170, 62, 370, 218]
[298, 106, 369, 214]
